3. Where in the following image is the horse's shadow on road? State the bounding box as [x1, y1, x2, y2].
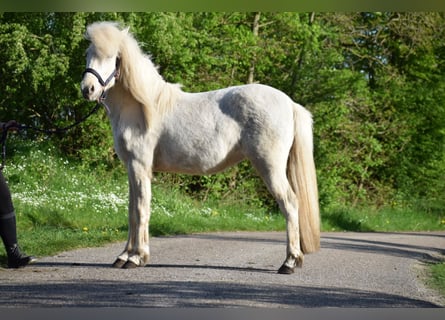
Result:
[34, 261, 275, 274]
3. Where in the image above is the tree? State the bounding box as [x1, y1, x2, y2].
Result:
[337, 12, 445, 204]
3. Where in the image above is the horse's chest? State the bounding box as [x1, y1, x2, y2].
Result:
[112, 126, 150, 162]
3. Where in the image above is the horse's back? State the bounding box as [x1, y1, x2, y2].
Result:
[193, 83, 296, 138]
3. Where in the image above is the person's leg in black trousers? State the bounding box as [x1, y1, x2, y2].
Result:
[0, 171, 35, 268]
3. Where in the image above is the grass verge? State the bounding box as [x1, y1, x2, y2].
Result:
[321, 206, 445, 232]
[428, 262, 445, 300]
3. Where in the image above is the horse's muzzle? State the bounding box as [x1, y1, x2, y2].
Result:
[81, 84, 95, 100]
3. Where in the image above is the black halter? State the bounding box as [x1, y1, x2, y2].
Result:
[82, 67, 117, 88]
[82, 58, 120, 99]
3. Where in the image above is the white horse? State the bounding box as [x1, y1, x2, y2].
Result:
[80, 21, 320, 274]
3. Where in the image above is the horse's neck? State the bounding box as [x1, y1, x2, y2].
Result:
[105, 84, 140, 120]
[105, 62, 183, 133]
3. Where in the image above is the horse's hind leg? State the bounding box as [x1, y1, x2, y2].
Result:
[253, 160, 303, 274]
[277, 191, 303, 275]
[273, 179, 303, 274]
[113, 161, 151, 268]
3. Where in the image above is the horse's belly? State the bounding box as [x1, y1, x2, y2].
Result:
[153, 142, 244, 175]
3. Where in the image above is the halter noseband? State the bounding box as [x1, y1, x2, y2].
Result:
[82, 67, 117, 88]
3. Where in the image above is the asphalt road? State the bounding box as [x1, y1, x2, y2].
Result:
[0, 231, 444, 307]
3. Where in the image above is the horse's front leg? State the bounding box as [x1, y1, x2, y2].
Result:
[113, 161, 151, 269]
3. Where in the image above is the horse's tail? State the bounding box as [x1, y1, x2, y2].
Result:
[287, 103, 320, 254]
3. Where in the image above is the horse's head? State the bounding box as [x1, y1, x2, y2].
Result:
[80, 21, 176, 128]
[81, 22, 127, 102]
[81, 47, 120, 101]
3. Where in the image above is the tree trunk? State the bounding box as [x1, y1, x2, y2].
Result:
[248, 12, 261, 84]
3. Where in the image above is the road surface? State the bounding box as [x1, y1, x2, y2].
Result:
[0, 231, 444, 307]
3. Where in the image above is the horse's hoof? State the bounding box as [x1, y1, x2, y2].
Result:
[112, 259, 126, 268]
[122, 261, 138, 269]
[277, 264, 295, 274]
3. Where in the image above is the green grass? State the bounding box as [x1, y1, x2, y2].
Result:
[428, 262, 445, 299]
[1, 138, 444, 300]
[322, 206, 445, 232]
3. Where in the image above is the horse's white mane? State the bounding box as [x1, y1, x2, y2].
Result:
[85, 21, 181, 127]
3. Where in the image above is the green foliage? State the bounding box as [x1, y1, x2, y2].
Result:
[0, 12, 444, 212]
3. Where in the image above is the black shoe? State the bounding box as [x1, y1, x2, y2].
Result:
[7, 244, 37, 268]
